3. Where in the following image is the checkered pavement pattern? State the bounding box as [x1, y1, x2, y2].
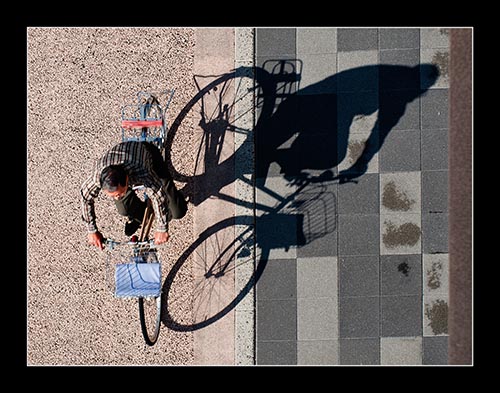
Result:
[254, 28, 450, 365]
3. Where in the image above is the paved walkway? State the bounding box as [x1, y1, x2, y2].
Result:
[191, 27, 451, 365]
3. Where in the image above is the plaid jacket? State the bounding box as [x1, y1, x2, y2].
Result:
[80, 141, 170, 233]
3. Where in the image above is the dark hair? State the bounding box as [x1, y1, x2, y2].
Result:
[100, 165, 127, 191]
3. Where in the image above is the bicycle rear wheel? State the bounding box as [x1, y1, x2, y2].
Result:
[138, 295, 162, 346]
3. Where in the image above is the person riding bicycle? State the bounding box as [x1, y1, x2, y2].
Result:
[81, 140, 187, 250]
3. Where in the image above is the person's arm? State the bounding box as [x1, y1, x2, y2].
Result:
[81, 177, 104, 249]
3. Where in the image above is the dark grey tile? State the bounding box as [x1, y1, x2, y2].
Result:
[256, 212, 299, 252]
[339, 256, 379, 297]
[338, 214, 379, 256]
[422, 336, 448, 365]
[421, 89, 449, 129]
[257, 299, 297, 341]
[422, 170, 449, 213]
[256, 57, 301, 94]
[338, 173, 379, 214]
[297, 223, 337, 258]
[339, 338, 380, 365]
[337, 28, 378, 52]
[422, 213, 449, 253]
[380, 254, 422, 296]
[256, 259, 297, 300]
[381, 295, 422, 337]
[256, 28, 296, 56]
[296, 183, 338, 258]
[379, 129, 421, 172]
[338, 62, 379, 93]
[257, 340, 297, 365]
[379, 89, 421, 131]
[339, 296, 379, 338]
[421, 129, 449, 171]
[337, 91, 379, 136]
[379, 50, 420, 90]
[379, 28, 420, 49]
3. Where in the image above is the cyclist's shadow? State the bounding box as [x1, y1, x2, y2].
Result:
[161, 60, 439, 332]
[255, 61, 440, 186]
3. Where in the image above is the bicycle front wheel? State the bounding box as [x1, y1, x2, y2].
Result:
[138, 295, 162, 346]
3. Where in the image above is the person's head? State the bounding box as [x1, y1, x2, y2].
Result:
[100, 165, 128, 199]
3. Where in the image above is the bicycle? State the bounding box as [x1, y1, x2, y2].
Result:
[103, 89, 174, 346]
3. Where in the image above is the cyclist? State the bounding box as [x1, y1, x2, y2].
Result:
[81, 141, 187, 250]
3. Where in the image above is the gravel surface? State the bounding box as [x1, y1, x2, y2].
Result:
[28, 27, 197, 365]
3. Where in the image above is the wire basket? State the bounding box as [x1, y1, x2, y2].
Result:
[106, 247, 162, 299]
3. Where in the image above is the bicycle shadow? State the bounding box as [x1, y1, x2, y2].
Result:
[161, 61, 439, 331]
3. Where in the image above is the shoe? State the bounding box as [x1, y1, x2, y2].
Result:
[125, 219, 142, 236]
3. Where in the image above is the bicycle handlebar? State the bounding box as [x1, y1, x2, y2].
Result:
[105, 238, 156, 250]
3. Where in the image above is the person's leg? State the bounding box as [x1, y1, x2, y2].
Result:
[114, 188, 147, 223]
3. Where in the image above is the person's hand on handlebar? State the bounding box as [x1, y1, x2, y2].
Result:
[88, 231, 105, 250]
[154, 231, 170, 245]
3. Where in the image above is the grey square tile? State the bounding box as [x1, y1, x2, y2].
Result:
[380, 171, 421, 213]
[338, 130, 380, 174]
[257, 340, 297, 365]
[379, 50, 420, 91]
[298, 339, 339, 365]
[380, 213, 422, 255]
[338, 173, 379, 214]
[297, 53, 337, 94]
[297, 223, 337, 258]
[256, 214, 299, 259]
[337, 28, 378, 52]
[422, 170, 448, 213]
[339, 255, 379, 297]
[339, 296, 379, 338]
[297, 256, 337, 298]
[379, 89, 421, 131]
[422, 129, 449, 171]
[421, 48, 450, 89]
[424, 294, 449, 336]
[339, 338, 380, 365]
[420, 28, 450, 49]
[298, 297, 339, 340]
[381, 295, 422, 337]
[337, 91, 379, 136]
[381, 337, 422, 365]
[421, 88, 449, 129]
[379, 129, 421, 172]
[423, 253, 449, 296]
[297, 28, 337, 55]
[380, 28, 420, 49]
[338, 214, 379, 256]
[380, 254, 422, 296]
[297, 93, 337, 134]
[257, 299, 297, 341]
[422, 336, 448, 365]
[295, 181, 338, 258]
[422, 213, 448, 253]
[337, 51, 379, 92]
[257, 259, 297, 300]
[256, 28, 296, 56]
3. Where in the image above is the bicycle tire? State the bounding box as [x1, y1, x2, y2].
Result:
[162, 215, 268, 331]
[138, 295, 162, 346]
